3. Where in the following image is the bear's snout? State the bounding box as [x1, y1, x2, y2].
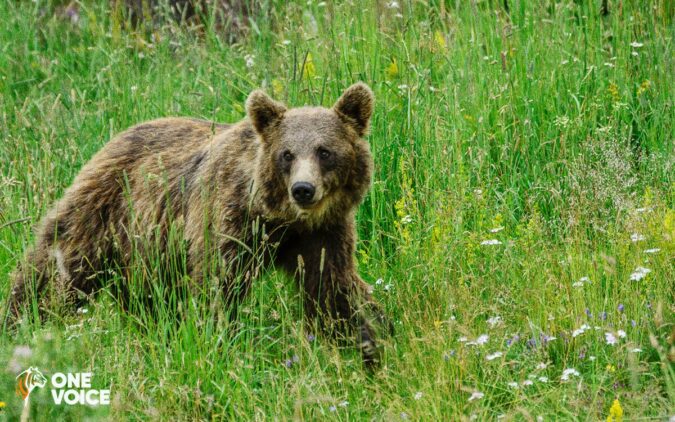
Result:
[291, 182, 316, 205]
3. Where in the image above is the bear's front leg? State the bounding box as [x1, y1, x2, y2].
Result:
[278, 224, 389, 368]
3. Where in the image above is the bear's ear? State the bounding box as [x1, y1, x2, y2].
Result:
[246, 90, 287, 135]
[333, 82, 374, 137]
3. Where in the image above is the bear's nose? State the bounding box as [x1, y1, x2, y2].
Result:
[291, 182, 316, 204]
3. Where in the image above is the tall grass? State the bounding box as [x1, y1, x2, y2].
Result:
[0, 0, 673, 420]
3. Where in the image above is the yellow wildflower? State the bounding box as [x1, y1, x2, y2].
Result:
[0, 401, 5, 408]
[385, 58, 399, 80]
[606, 364, 616, 373]
[606, 399, 623, 422]
[608, 82, 620, 102]
[433, 30, 447, 50]
[302, 52, 316, 80]
[271, 78, 284, 98]
[637, 79, 651, 95]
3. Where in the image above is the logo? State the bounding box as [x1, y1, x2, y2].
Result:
[16, 367, 47, 406]
[14, 368, 111, 407]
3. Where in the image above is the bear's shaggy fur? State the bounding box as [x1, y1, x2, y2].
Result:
[8, 83, 388, 366]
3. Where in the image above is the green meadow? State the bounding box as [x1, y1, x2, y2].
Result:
[0, 0, 673, 420]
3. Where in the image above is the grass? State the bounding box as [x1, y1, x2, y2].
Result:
[0, 0, 673, 420]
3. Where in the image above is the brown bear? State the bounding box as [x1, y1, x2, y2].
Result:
[7, 82, 389, 367]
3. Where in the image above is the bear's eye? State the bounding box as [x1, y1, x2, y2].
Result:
[283, 151, 294, 162]
[318, 148, 331, 160]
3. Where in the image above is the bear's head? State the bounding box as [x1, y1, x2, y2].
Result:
[247, 83, 374, 227]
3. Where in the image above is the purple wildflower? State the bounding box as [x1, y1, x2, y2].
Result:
[506, 334, 520, 346]
[578, 349, 586, 359]
[585, 308, 593, 318]
[307, 334, 316, 342]
[631, 320, 637, 327]
[285, 355, 300, 368]
[617, 304, 624, 313]
[600, 311, 607, 321]
[527, 337, 537, 349]
[541, 334, 556, 344]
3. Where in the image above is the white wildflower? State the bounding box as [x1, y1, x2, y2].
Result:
[630, 233, 645, 242]
[466, 334, 489, 346]
[630, 266, 651, 281]
[630, 41, 644, 48]
[630, 348, 642, 353]
[554, 115, 570, 127]
[244, 54, 255, 68]
[480, 239, 502, 246]
[617, 330, 627, 339]
[468, 391, 484, 401]
[561, 368, 580, 381]
[486, 352, 503, 361]
[414, 392, 423, 400]
[644, 248, 661, 254]
[487, 316, 502, 327]
[536, 362, 548, 370]
[386, 1, 400, 8]
[507, 382, 519, 389]
[538, 376, 548, 383]
[522, 380, 534, 387]
[490, 226, 504, 233]
[605, 332, 618, 345]
[572, 324, 590, 338]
